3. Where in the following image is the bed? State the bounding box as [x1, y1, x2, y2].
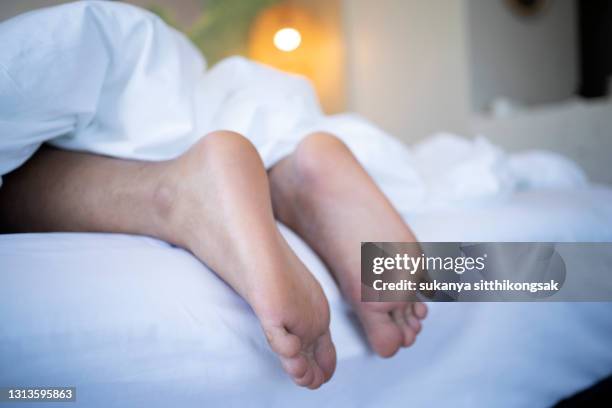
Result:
[1, 3, 611, 406]
[2, 186, 612, 408]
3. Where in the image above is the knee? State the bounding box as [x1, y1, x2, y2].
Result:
[292, 132, 352, 187]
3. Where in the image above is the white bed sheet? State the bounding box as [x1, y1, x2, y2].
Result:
[1, 187, 612, 407]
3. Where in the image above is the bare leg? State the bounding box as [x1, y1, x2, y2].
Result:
[269, 132, 427, 357]
[0, 131, 335, 389]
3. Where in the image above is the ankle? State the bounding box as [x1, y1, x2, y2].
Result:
[150, 158, 205, 250]
[268, 158, 301, 229]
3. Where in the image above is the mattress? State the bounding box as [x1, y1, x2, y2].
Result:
[1, 3, 609, 406]
[0, 187, 612, 407]
[1, 186, 612, 408]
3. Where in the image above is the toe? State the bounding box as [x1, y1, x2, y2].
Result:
[314, 332, 336, 382]
[293, 357, 315, 387]
[392, 308, 416, 347]
[265, 325, 301, 358]
[281, 354, 309, 379]
[307, 363, 325, 390]
[267, 325, 336, 389]
[360, 309, 404, 357]
[404, 305, 422, 333]
[413, 302, 428, 320]
[406, 313, 422, 334]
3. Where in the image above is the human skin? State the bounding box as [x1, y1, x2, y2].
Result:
[0, 130, 426, 389]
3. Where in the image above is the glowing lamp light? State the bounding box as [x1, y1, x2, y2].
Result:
[273, 27, 302, 52]
[249, 3, 345, 112]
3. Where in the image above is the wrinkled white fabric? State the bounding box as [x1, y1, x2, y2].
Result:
[2, 186, 612, 407]
[0, 0, 587, 211]
[408, 134, 588, 211]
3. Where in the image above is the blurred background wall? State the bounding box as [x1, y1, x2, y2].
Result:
[343, 0, 471, 141]
[1, 0, 610, 183]
[466, 0, 578, 113]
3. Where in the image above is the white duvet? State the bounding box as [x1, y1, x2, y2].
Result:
[0, 0, 587, 213]
[1, 2, 612, 407]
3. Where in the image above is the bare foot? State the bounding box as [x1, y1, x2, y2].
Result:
[170, 134, 337, 388]
[269, 132, 428, 357]
[244, 236, 336, 388]
[352, 296, 428, 356]
[0, 131, 337, 389]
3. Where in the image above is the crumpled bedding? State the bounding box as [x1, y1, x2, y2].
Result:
[1, 3, 611, 407]
[0, 0, 587, 212]
[2, 188, 612, 407]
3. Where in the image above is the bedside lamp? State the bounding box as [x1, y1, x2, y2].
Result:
[248, 1, 345, 113]
[248, 3, 317, 75]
